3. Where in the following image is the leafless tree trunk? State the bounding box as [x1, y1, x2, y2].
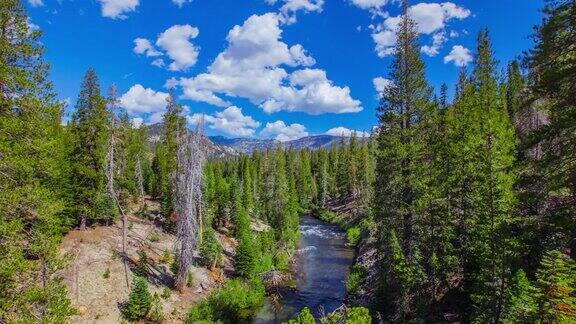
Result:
[105, 85, 129, 288]
[173, 129, 205, 291]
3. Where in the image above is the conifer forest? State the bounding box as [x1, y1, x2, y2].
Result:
[0, 0, 575, 323]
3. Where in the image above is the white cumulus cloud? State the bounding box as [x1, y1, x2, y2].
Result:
[131, 117, 144, 128]
[188, 106, 260, 137]
[156, 24, 200, 71]
[349, 0, 389, 10]
[261, 120, 308, 141]
[172, 0, 192, 7]
[278, 0, 324, 24]
[370, 2, 471, 57]
[133, 38, 162, 57]
[98, 0, 139, 19]
[421, 31, 447, 57]
[444, 45, 472, 67]
[325, 127, 370, 137]
[373, 76, 392, 97]
[28, 0, 44, 7]
[119, 84, 169, 115]
[170, 13, 361, 115]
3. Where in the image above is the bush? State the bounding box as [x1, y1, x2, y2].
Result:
[159, 249, 172, 264]
[274, 249, 291, 271]
[347, 265, 366, 294]
[285, 307, 315, 324]
[149, 231, 161, 243]
[186, 271, 195, 287]
[124, 276, 152, 321]
[346, 226, 361, 246]
[317, 209, 337, 223]
[161, 287, 171, 299]
[320, 307, 371, 324]
[103, 268, 110, 279]
[346, 307, 372, 324]
[170, 255, 179, 275]
[148, 293, 165, 323]
[187, 278, 265, 323]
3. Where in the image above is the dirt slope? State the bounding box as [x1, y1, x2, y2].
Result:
[60, 201, 233, 323]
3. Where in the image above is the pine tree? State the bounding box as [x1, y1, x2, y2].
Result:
[125, 276, 153, 320]
[0, 1, 74, 320]
[527, 0, 576, 261]
[535, 250, 576, 322]
[503, 270, 540, 323]
[69, 69, 113, 229]
[373, 2, 436, 318]
[505, 60, 526, 117]
[443, 30, 519, 322]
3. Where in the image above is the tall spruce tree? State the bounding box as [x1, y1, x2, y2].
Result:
[448, 30, 518, 322]
[374, 1, 436, 319]
[69, 69, 113, 229]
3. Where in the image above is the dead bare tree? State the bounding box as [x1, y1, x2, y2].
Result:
[173, 127, 205, 290]
[105, 84, 129, 287]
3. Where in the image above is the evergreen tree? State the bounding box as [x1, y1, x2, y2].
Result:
[69, 69, 113, 229]
[0, 1, 74, 320]
[125, 276, 153, 320]
[527, 0, 576, 261]
[505, 60, 526, 117]
[503, 270, 540, 323]
[534, 250, 576, 322]
[373, 3, 436, 319]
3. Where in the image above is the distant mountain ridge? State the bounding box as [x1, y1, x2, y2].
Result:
[210, 134, 369, 154]
[146, 123, 369, 156]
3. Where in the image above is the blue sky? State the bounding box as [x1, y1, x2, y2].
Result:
[27, 0, 544, 140]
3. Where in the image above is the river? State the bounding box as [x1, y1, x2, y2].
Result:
[253, 215, 355, 323]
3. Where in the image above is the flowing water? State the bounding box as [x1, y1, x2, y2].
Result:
[253, 215, 355, 323]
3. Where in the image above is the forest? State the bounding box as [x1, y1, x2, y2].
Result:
[0, 0, 575, 323]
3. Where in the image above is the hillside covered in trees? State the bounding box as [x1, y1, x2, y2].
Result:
[1, 0, 575, 323]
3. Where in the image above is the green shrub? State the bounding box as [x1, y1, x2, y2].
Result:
[347, 265, 366, 294]
[149, 231, 161, 243]
[285, 307, 315, 324]
[187, 278, 265, 323]
[170, 255, 179, 275]
[317, 209, 337, 223]
[124, 276, 152, 321]
[186, 271, 195, 287]
[274, 249, 291, 271]
[161, 287, 171, 299]
[159, 249, 172, 264]
[346, 226, 361, 246]
[148, 293, 165, 323]
[320, 307, 371, 324]
[103, 268, 110, 279]
[346, 307, 372, 324]
[199, 227, 223, 268]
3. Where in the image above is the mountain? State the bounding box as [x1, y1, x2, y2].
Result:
[209, 136, 277, 154]
[146, 123, 236, 158]
[210, 135, 368, 154]
[147, 123, 369, 156]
